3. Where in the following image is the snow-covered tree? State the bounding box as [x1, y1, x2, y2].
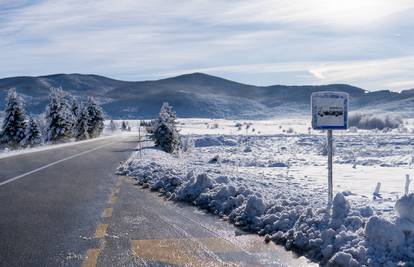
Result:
[151, 102, 181, 153]
[45, 88, 74, 143]
[71, 97, 80, 119]
[85, 97, 104, 138]
[63, 94, 77, 133]
[158, 102, 177, 125]
[0, 88, 27, 148]
[74, 107, 90, 141]
[109, 120, 117, 132]
[23, 116, 42, 147]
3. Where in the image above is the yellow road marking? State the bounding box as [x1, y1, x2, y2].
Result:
[121, 176, 129, 182]
[130, 235, 293, 266]
[95, 224, 108, 239]
[81, 249, 100, 267]
[102, 208, 113, 218]
[131, 238, 237, 266]
[108, 195, 117, 204]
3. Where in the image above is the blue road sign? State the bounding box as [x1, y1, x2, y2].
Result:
[311, 91, 349, 130]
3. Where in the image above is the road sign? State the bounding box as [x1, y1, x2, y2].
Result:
[311, 91, 349, 207]
[311, 91, 349, 130]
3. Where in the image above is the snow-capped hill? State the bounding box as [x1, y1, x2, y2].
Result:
[0, 73, 412, 118]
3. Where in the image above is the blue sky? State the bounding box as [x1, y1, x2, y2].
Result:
[0, 0, 413, 91]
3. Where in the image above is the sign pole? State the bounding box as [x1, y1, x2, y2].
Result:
[311, 91, 348, 209]
[327, 129, 333, 206]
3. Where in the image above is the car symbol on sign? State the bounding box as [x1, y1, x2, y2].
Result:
[318, 107, 343, 117]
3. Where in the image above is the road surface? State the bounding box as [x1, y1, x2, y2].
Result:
[0, 134, 314, 266]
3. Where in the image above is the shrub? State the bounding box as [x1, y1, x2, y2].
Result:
[349, 113, 403, 130]
[181, 135, 194, 153]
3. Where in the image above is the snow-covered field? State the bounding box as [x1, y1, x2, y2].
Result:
[119, 117, 414, 266]
[178, 118, 414, 208]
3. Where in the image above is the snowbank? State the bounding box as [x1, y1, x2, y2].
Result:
[395, 194, 414, 223]
[118, 144, 414, 266]
[193, 135, 239, 147]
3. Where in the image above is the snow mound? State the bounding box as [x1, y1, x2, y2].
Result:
[120, 141, 414, 266]
[229, 194, 266, 230]
[395, 194, 414, 223]
[328, 252, 359, 267]
[330, 193, 350, 229]
[194, 136, 238, 147]
[365, 216, 404, 251]
[176, 173, 214, 202]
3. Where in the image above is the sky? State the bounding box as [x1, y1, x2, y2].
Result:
[0, 0, 413, 91]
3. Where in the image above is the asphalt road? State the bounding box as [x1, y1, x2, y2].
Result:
[0, 135, 315, 267]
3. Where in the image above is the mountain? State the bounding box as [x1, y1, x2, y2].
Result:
[0, 73, 413, 119]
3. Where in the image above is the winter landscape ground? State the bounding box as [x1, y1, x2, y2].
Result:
[2, 1, 414, 266]
[1, 87, 413, 266]
[118, 117, 414, 266]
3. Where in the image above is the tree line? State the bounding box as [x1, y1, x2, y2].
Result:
[0, 88, 104, 149]
[0, 87, 182, 154]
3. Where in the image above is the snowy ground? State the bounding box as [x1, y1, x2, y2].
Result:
[178, 118, 414, 214]
[120, 117, 414, 266]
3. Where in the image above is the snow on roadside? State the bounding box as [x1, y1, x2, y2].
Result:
[0, 120, 138, 159]
[118, 135, 414, 266]
[0, 132, 134, 160]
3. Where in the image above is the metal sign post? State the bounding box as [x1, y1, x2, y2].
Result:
[327, 129, 333, 204]
[311, 91, 349, 206]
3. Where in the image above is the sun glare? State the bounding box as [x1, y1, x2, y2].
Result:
[295, 0, 411, 27]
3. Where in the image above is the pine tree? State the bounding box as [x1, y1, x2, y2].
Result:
[45, 88, 74, 143]
[71, 98, 80, 119]
[158, 102, 177, 125]
[0, 88, 27, 148]
[74, 107, 90, 141]
[61, 94, 76, 136]
[151, 102, 181, 153]
[69, 97, 80, 137]
[85, 97, 104, 138]
[23, 116, 42, 147]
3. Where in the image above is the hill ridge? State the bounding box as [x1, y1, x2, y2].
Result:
[0, 73, 412, 118]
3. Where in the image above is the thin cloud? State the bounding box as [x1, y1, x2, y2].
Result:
[160, 56, 414, 91]
[0, 0, 413, 91]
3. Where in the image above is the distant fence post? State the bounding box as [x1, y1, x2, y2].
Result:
[405, 174, 411, 196]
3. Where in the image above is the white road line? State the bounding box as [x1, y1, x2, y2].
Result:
[0, 139, 123, 187]
[0, 133, 135, 160]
